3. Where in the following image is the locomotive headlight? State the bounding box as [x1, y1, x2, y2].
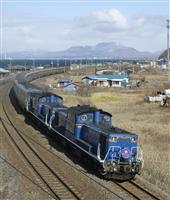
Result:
[131, 137, 137, 142]
[112, 136, 118, 142]
[121, 148, 130, 159]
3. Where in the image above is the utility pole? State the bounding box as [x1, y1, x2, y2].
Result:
[33, 59, 35, 70]
[51, 59, 53, 68]
[24, 60, 26, 71]
[9, 58, 12, 72]
[57, 59, 59, 67]
[64, 58, 66, 74]
[167, 19, 170, 69]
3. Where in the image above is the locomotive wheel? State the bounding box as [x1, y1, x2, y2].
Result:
[98, 165, 107, 177]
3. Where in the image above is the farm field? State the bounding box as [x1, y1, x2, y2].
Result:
[33, 69, 170, 195]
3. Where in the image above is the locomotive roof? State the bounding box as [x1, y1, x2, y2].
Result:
[106, 126, 137, 136]
[67, 105, 111, 116]
[85, 124, 137, 136]
[68, 105, 97, 115]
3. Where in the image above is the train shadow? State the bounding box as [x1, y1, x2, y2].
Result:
[9, 88, 98, 178]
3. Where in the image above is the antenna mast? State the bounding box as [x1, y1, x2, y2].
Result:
[167, 19, 170, 69]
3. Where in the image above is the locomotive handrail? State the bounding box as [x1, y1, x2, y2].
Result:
[76, 138, 92, 153]
[103, 145, 121, 166]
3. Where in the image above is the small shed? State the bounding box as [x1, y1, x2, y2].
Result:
[82, 74, 128, 88]
[57, 79, 70, 88]
[63, 82, 83, 92]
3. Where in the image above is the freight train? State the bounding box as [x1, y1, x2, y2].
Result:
[13, 71, 143, 180]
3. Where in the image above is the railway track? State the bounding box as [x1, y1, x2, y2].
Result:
[114, 180, 161, 200]
[0, 87, 83, 200]
[0, 87, 123, 200]
[0, 80, 167, 200]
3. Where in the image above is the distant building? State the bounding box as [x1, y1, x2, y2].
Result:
[96, 69, 114, 75]
[64, 83, 77, 92]
[57, 79, 71, 87]
[82, 74, 128, 88]
[54, 81, 83, 92]
[150, 60, 157, 68]
[157, 59, 167, 69]
[63, 82, 83, 92]
[36, 66, 44, 70]
[70, 64, 80, 71]
[6, 65, 29, 72]
[0, 68, 10, 78]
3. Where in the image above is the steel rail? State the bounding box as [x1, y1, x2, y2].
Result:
[129, 180, 161, 200]
[1, 95, 83, 200]
[113, 180, 161, 200]
[1, 78, 126, 200]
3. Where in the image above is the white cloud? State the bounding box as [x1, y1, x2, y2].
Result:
[2, 12, 73, 51]
[76, 8, 128, 32]
[91, 8, 128, 29]
[1, 8, 167, 52]
[133, 14, 166, 27]
[134, 16, 146, 27]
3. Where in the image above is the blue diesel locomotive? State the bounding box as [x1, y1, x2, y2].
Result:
[13, 81, 143, 180]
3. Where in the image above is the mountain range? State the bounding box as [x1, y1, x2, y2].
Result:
[2, 42, 163, 59]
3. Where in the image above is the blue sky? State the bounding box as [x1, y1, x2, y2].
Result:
[1, 1, 170, 53]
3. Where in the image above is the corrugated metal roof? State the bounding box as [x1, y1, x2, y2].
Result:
[64, 82, 83, 88]
[83, 74, 128, 80]
[58, 79, 70, 83]
[0, 68, 10, 73]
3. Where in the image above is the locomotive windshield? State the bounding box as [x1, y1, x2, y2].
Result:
[99, 113, 112, 129]
[80, 113, 93, 123]
[78, 111, 112, 129]
[39, 94, 63, 106]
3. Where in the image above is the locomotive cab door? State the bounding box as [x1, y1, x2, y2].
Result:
[100, 134, 107, 160]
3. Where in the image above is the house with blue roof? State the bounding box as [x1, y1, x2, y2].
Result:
[82, 74, 129, 88]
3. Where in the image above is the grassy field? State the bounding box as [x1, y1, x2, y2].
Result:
[61, 91, 170, 194]
[33, 69, 170, 194]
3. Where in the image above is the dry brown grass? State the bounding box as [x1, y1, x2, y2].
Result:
[34, 69, 170, 194]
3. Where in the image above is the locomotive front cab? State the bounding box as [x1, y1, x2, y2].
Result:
[101, 132, 143, 179]
[34, 93, 64, 125]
